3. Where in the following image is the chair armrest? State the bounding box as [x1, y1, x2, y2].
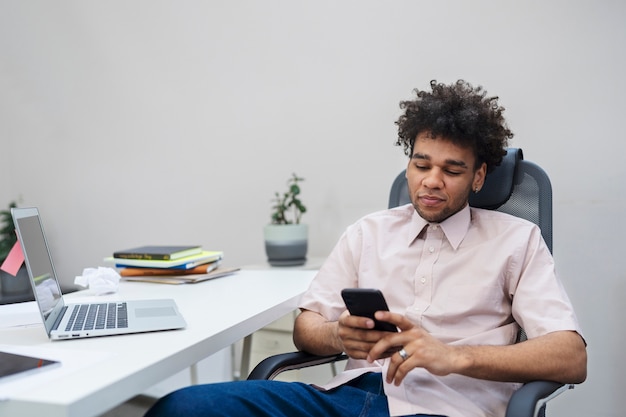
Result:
[247, 351, 348, 381]
[505, 381, 574, 417]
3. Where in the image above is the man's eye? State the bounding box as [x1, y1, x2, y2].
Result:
[415, 165, 429, 170]
[446, 170, 462, 175]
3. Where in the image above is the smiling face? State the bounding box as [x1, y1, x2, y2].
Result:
[406, 132, 486, 223]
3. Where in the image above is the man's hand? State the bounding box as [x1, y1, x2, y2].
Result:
[365, 311, 463, 385]
[337, 310, 400, 360]
[293, 309, 399, 357]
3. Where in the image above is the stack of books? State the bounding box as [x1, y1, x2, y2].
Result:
[104, 245, 239, 284]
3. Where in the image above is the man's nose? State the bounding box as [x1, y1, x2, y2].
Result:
[422, 168, 444, 189]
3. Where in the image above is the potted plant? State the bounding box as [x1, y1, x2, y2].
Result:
[264, 173, 308, 266]
[0, 201, 32, 297]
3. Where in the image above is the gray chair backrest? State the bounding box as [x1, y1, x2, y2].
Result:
[388, 148, 553, 253]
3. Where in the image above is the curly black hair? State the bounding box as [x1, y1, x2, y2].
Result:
[395, 80, 513, 172]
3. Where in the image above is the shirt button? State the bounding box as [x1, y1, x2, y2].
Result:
[428, 246, 435, 253]
[420, 277, 426, 284]
[432, 225, 439, 230]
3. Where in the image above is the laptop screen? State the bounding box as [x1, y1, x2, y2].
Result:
[12, 207, 66, 334]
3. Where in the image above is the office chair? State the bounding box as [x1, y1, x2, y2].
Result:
[248, 148, 574, 417]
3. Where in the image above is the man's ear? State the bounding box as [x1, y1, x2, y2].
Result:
[473, 162, 487, 192]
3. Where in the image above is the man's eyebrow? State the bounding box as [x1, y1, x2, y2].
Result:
[411, 152, 429, 160]
[411, 153, 469, 168]
[445, 159, 469, 168]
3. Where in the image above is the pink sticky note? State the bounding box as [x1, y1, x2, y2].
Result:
[0, 240, 25, 276]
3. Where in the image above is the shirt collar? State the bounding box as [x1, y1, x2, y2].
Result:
[409, 205, 471, 250]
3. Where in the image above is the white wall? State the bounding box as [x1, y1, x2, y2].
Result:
[1, 1, 623, 415]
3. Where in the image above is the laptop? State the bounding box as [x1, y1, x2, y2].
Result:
[11, 207, 187, 340]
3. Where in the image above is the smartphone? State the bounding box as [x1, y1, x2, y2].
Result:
[341, 288, 398, 332]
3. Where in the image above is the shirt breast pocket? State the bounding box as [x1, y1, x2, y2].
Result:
[443, 282, 509, 319]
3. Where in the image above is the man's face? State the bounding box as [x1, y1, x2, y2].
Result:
[406, 133, 486, 223]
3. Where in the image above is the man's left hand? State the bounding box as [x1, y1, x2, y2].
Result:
[366, 311, 467, 386]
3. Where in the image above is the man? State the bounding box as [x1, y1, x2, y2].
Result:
[145, 80, 586, 417]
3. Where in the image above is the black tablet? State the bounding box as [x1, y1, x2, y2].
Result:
[0, 351, 60, 382]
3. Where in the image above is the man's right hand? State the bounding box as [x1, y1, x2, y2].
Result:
[337, 310, 399, 360]
[293, 309, 398, 358]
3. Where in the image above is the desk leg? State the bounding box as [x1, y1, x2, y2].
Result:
[239, 334, 252, 379]
[189, 363, 199, 385]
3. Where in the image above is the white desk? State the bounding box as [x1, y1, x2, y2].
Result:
[0, 269, 315, 417]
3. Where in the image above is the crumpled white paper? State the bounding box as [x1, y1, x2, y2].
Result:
[74, 267, 120, 295]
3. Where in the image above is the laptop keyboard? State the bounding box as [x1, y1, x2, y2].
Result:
[65, 303, 129, 331]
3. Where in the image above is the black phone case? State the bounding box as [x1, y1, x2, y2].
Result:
[341, 288, 398, 332]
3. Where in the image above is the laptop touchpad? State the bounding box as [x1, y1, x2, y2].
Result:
[136, 307, 177, 318]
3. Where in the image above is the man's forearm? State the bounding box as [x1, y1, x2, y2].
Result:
[454, 331, 587, 384]
[293, 310, 344, 356]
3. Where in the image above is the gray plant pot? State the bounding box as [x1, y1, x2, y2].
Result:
[263, 224, 308, 267]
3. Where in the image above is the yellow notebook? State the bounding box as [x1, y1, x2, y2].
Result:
[105, 250, 223, 269]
